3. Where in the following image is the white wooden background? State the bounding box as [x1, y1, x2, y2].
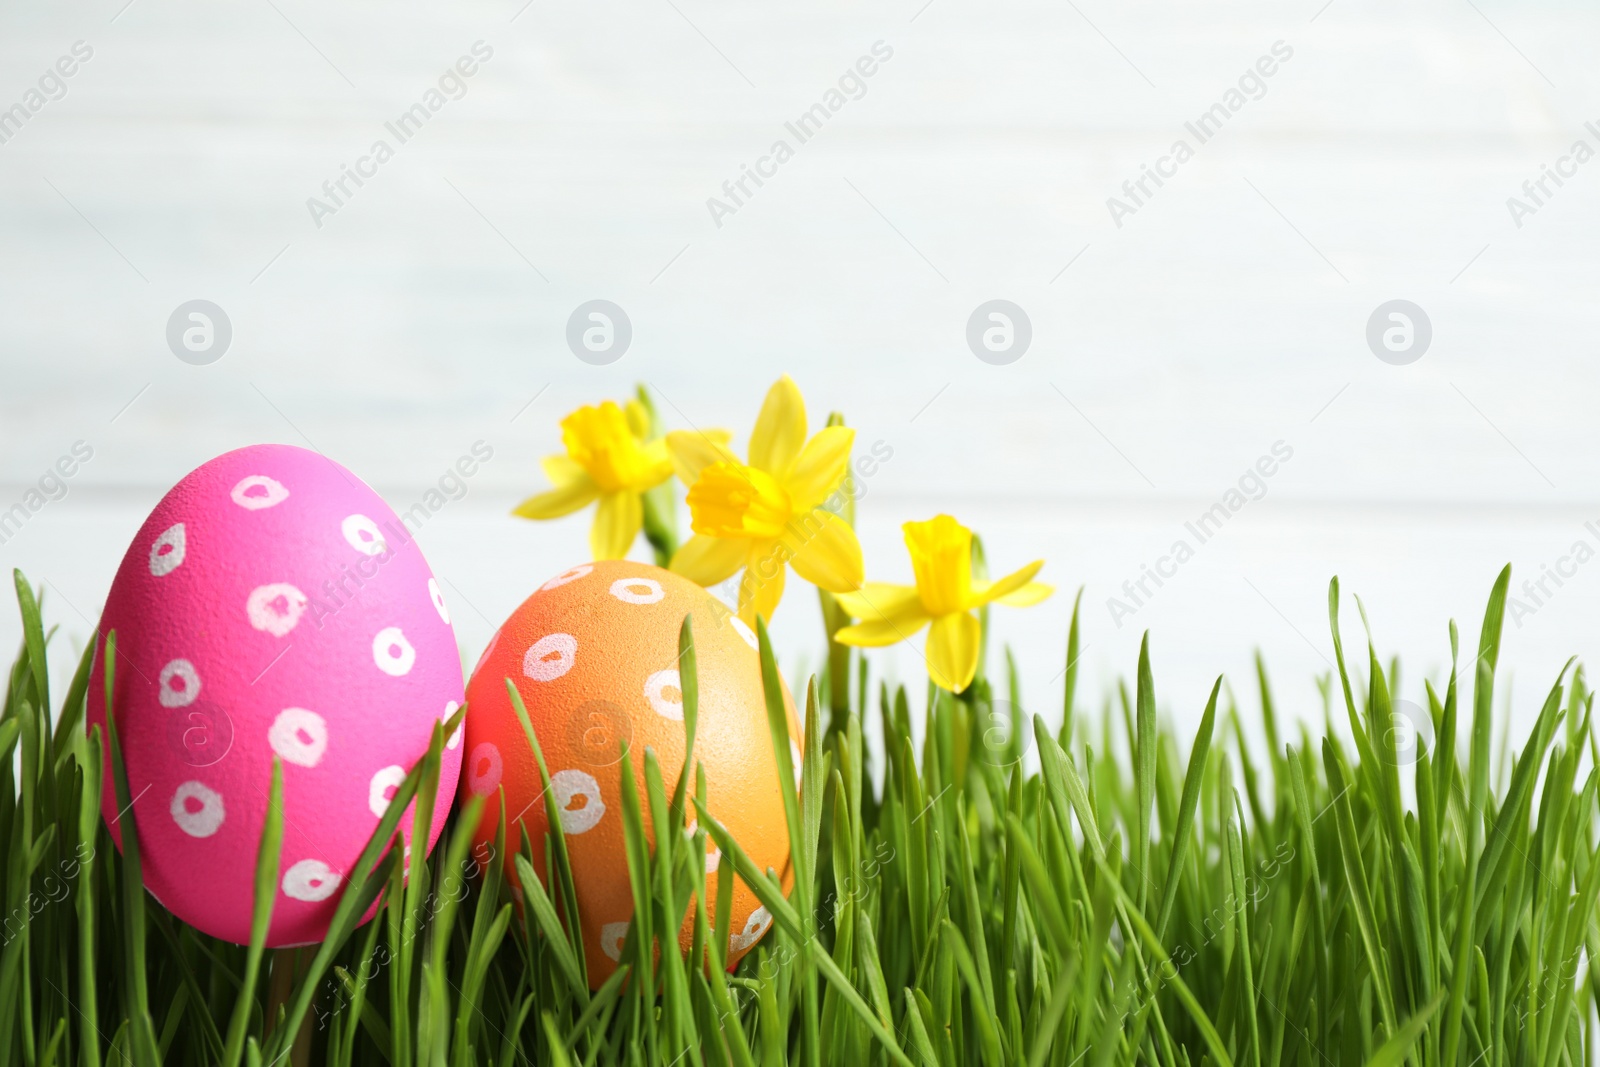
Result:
[2, 0, 1599, 747]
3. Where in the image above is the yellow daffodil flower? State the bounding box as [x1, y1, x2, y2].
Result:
[834, 515, 1052, 692]
[666, 376, 864, 625]
[512, 399, 674, 560]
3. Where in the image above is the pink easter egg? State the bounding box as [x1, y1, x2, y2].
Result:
[87, 443, 464, 946]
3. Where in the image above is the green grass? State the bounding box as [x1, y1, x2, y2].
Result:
[2, 563, 1598, 1067]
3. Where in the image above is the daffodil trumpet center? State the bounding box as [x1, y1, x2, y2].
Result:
[904, 515, 974, 617]
[562, 402, 655, 494]
[686, 462, 792, 540]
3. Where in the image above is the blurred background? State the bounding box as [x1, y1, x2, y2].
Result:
[1, 0, 1595, 747]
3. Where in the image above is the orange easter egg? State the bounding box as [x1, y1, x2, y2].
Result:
[460, 560, 799, 987]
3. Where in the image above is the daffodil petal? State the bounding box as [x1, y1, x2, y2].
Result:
[739, 542, 787, 626]
[666, 429, 739, 486]
[996, 582, 1054, 607]
[834, 582, 921, 622]
[540, 454, 587, 487]
[512, 476, 599, 520]
[749, 376, 807, 479]
[926, 612, 981, 693]
[783, 425, 855, 511]
[670, 533, 746, 587]
[971, 560, 1047, 606]
[834, 608, 931, 648]
[783, 510, 864, 594]
[590, 492, 643, 560]
[784, 511, 864, 591]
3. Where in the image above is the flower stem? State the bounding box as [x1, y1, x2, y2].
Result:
[641, 490, 678, 567]
[969, 533, 990, 693]
[636, 383, 680, 566]
[818, 588, 852, 734]
[820, 410, 854, 731]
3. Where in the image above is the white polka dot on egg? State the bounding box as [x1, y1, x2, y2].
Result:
[282, 859, 341, 902]
[231, 475, 289, 510]
[367, 765, 406, 818]
[247, 583, 308, 637]
[730, 616, 759, 650]
[341, 514, 388, 557]
[170, 781, 225, 838]
[441, 701, 463, 749]
[541, 564, 592, 591]
[467, 742, 502, 796]
[731, 906, 773, 952]
[683, 819, 721, 872]
[372, 627, 416, 676]
[609, 577, 663, 604]
[643, 669, 683, 720]
[148, 523, 186, 577]
[428, 578, 449, 624]
[600, 920, 629, 962]
[523, 633, 577, 682]
[158, 659, 201, 708]
[269, 707, 328, 768]
[551, 769, 606, 834]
